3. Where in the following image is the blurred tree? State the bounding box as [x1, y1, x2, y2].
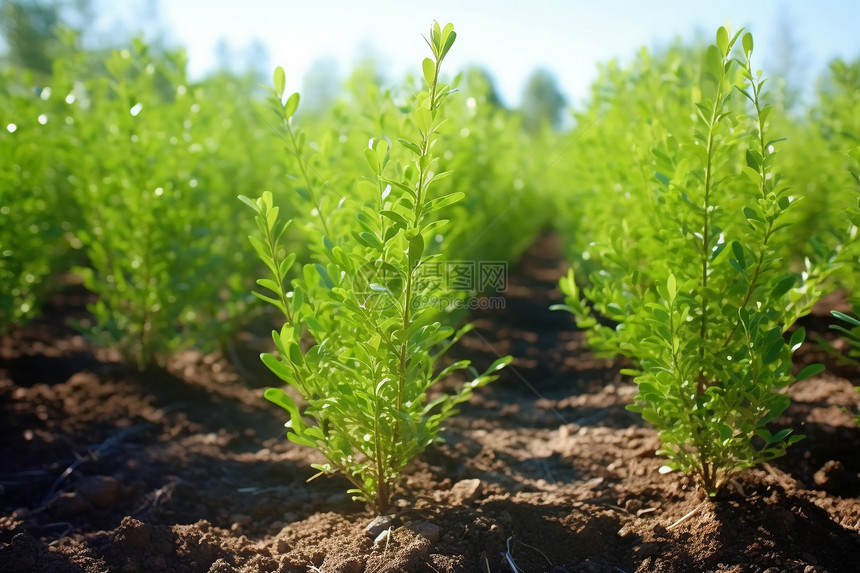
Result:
[0, 0, 169, 75]
[461, 65, 504, 108]
[0, 0, 62, 74]
[344, 56, 385, 101]
[214, 36, 234, 72]
[213, 36, 270, 84]
[302, 56, 340, 116]
[768, 10, 808, 114]
[243, 38, 270, 83]
[521, 67, 566, 134]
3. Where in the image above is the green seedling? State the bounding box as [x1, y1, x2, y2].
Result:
[554, 26, 833, 496]
[242, 22, 510, 514]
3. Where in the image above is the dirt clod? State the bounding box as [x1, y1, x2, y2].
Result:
[813, 460, 848, 492]
[449, 478, 483, 505]
[49, 491, 93, 516]
[408, 521, 442, 544]
[364, 514, 395, 539]
[78, 475, 121, 508]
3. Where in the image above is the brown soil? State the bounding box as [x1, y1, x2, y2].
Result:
[2, 233, 859, 573]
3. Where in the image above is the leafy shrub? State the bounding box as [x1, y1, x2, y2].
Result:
[827, 309, 860, 425]
[0, 68, 72, 333]
[554, 27, 834, 496]
[439, 67, 551, 265]
[243, 22, 510, 514]
[56, 40, 266, 369]
[776, 57, 860, 281]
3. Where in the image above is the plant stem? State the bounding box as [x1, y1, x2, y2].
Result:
[697, 84, 722, 395]
[284, 118, 331, 238]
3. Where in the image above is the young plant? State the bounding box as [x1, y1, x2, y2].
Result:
[61, 40, 262, 369]
[242, 22, 510, 514]
[828, 310, 860, 425]
[555, 27, 831, 496]
[0, 69, 71, 333]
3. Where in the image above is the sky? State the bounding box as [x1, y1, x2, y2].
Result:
[98, 0, 860, 107]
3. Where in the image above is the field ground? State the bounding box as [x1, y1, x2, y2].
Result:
[1, 233, 859, 573]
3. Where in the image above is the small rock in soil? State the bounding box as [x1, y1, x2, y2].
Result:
[364, 514, 395, 539]
[50, 491, 93, 516]
[623, 498, 643, 513]
[450, 478, 483, 504]
[373, 528, 390, 548]
[813, 460, 847, 492]
[616, 524, 637, 539]
[78, 475, 121, 507]
[408, 521, 441, 544]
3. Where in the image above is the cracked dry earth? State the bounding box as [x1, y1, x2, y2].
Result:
[1, 232, 859, 573]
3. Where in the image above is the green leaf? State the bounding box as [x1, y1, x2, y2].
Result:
[771, 275, 796, 298]
[832, 311, 860, 328]
[264, 387, 299, 417]
[742, 166, 761, 184]
[731, 241, 745, 267]
[743, 207, 760, 221]
[422, 58, 436, 87]
[705, 44, 724, 80]
[398, 138, 423, 156]
[364, 148, 380, 175]
[380, 209, 410, 228]
[408, 233, 424, 270]
[742, 32, 754, 56]
[284, 341, 301, 366]
[486, 355, 513, 373]
[424, 192, 465, 215]
[716, 27, 729, 56]
[789, 327, 806, 353]
[256, 278, 282, 296]
[238, 194, 260, 213]
[273, 66, 286, 95]
[439, 24, 456, 60]
[795, 363, 824, 381]
[666, 273, 677, 303]
[284, 92, 300, 118]
[763, 339, 785, 365]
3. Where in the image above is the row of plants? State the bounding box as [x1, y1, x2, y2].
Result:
[553, 26, 859, 496]
[1, 30, 548, 368]
[243, 23, 859, 512]
[1, 36, 285, 367]
[3, 17, 858, 512]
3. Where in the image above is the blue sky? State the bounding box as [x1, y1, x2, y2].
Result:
[100, 0, 860, 107]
